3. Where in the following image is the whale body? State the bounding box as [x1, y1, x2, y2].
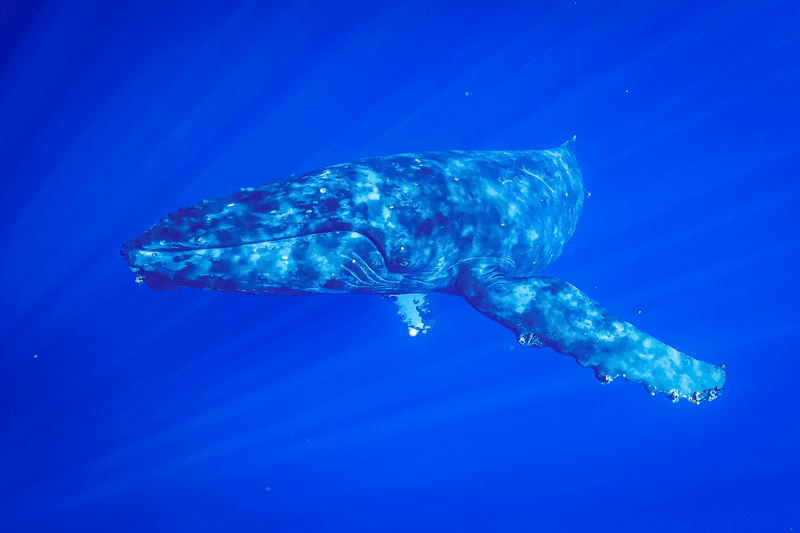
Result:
[122, 138, 725, 403]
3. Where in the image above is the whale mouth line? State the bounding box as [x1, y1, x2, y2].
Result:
[131, 229, 396, 278]
[137, 230, 357, 254]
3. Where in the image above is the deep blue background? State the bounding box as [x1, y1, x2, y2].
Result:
[1, 1, 798, 531]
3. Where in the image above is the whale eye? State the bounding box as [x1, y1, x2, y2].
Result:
[391, 244, 414, 270]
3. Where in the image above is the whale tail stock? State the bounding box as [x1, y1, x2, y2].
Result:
[457, 270, 726, 403]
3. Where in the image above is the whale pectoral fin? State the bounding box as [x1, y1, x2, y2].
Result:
[386, 293, 433, 336]
[458, 273, 726, 403]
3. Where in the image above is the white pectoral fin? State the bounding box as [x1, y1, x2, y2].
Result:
[458, 272, 725, 404]
[387, 293, 434, 336]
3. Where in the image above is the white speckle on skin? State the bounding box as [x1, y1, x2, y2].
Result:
[484, 184, 501, 198]
[597, 331, 616, 341]
[512, 285, 536, 313]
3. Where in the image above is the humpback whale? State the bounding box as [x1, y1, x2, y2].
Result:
[122, 138, 725, 403]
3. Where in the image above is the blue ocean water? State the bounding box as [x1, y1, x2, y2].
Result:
[1, 0, 798, 531]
